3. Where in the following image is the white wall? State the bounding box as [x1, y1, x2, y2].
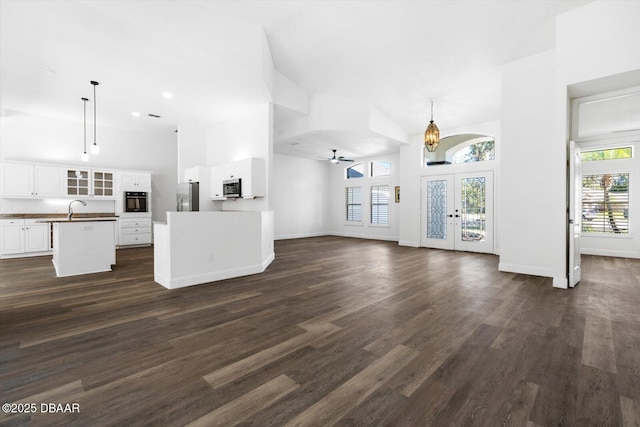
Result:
[497, 0, 640, 287]
[273, 154, 329, 239]
[206, 103, 273, 212]
[499, 50, 562, 280]
[0, 111, 177, 222]
[177, 120, 207, 184]
[556, 1, 640, 87]
[329, 152, 400, 241]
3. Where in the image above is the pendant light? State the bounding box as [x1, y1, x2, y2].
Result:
[90, 81, 100, 154]
[424, 100, 440, 152]
[81, 97, 89, 162]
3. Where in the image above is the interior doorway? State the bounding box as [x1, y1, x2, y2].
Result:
[420, 171, 494, 253]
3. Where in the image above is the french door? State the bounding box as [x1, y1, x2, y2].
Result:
[568, 141, 581, 287]
[420, 171, 494, 253]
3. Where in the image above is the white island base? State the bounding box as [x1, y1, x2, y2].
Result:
[52, 220, 116, 277]
[154, 211, 274, 289]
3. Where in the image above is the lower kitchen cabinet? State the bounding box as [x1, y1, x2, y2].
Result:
[118, 217, 152, 246]
[0, 219, 50, 256]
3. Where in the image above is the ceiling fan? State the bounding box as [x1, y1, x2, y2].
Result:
[321, 149, 354, 164]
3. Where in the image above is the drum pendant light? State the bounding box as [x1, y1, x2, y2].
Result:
[424, 100, 440, 152]
[81, 97, 89, 162]
[90, 81, 100, 154]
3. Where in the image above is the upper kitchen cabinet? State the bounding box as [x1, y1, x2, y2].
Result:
[210, 158, 265, 199]
[1, 162, 65, 198]
[119, 171, 151, 188]
[65, 168, 116, 199]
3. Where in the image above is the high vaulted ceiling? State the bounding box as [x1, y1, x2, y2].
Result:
[0, 0, 590, 159]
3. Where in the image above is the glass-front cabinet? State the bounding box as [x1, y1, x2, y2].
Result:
[92, 171, 114, 197]
[66, 168, 115, 199]
[66, 169, 90, 196]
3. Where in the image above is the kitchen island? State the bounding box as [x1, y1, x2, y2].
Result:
[153, 211, 274, 289]
[41, 218, 117, 277]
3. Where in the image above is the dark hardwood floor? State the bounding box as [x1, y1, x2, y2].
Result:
[1, 236, 639, 426]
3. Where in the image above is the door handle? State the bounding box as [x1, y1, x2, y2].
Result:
[455, 214, 460, 218]
[447, 214, 453, 218]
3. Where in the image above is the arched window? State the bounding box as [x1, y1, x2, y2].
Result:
[450, 139, 495, 164]
[346, 163, 366, 178]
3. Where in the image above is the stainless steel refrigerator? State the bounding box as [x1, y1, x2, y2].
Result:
[176, 182, 199, 211]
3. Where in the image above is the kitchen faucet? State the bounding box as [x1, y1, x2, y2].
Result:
[68, 200, 86, 219]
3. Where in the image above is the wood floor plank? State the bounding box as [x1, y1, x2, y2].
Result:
[620, 396, 640, 427]
[203, 325, 337, 389]
[582, 314, 617, 373]
[0, 240, 638, 425]
[575, 364, 622, 426]
[186, 374, 299, 427]
[284, 345, 418, 427]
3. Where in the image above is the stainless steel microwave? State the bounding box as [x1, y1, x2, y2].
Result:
[222, 178, 242, 198]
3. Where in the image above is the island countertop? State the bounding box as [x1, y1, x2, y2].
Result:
[0, 213, 118, 219]
[38, 217, 118, 223]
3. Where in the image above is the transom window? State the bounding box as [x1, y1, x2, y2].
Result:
[452, 139, 495, 164]
[580, 147, 632, 161]
[346, 163, 366, 179]
[370, 161, 391, 177]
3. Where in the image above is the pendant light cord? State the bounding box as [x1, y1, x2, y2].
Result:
[81, 97, 88, 153]
[92, 82, 97, 144]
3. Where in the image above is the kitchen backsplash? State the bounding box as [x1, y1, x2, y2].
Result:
[0, 198, 116, 215]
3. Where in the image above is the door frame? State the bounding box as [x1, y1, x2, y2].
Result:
[420, 169, 495, 254]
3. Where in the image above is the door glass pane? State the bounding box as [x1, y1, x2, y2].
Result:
[427, 180, 447, 239]
[461, 177, 486, 242]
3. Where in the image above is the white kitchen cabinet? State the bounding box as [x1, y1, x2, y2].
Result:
[0, 222, 24, 254]
[65, 168, 115, 199]
[119, 171, 151, 188]
[237, 158, 265, 199]
[118, 217, 152, 246]
[209, 158, 265, 199]
[0, 219, 50, 256]
[184, 166, 207, 183]
[1, 163, 65, 197]
[210, 164, 230, 199]
[24, 221, 49, 252]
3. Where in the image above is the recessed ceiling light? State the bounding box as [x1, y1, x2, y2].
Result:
[131, 111, 141, 117]
[162, 92, 173, 99]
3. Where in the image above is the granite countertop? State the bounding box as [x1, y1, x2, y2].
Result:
[0, 213, 118, 219]
[39, 217, 118, 223]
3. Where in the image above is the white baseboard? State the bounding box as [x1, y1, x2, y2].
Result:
[156, 252, 275, 289]
[398, 240, 420, 248]
[498, 262, 554, 279]
[580, 248, 639, 259]
[498, 262, 569, 289]
[329, 232, 399, 242]
[274, 232, 327, 240]
[553, 277, 568, 289]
